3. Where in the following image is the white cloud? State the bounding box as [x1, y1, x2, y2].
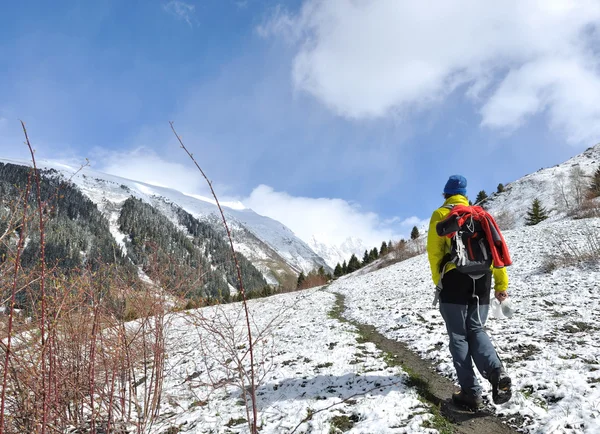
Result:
[95, 147, 208, 194]
[264, 0, 600, 143]
[244, 184, 422, 248]
[481, 57, 600, 144]
[163, 1, 196, 26]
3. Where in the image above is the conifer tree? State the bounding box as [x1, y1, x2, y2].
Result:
[525, 198, 549, 226]
[497, 183, 505, 193]
[334, 263, 343, 278]
[380, 241, 388, 256]
[475, 190, 488, 204]
[369, 247, 378, 262]
[410, 226, 420, 240]
[589, 166, 600, 198]
[342, 260, 348, 274]
[297, 271, 306, 288]
[347, 254, 361, 273]
[362, 249, 370, 265]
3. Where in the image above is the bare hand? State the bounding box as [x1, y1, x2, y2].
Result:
[495, 291, 508, 302]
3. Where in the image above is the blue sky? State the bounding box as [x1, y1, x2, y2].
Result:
[2, 1, 600, 249]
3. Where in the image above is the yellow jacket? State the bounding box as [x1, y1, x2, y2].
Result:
[426, 195, 508, 292]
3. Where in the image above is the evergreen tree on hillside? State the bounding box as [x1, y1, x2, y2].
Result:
[369, 247, 378, 262]
[347, 254, 361, 273]
[297, 271, 306, 288]
[318, 266, 325, 276]
[589, 166, 600, 198]
[497, 183, 505, 193]
[362, 250, 370, 265]
[333, 263, 343, 278]
[410, 226, 420, 240]
[475, 190, 488, 204]
[525, 198, 549, 226]
[342, 260, 348, 274]
[380, 241, 388, 256]
[0, 163, 127, 272]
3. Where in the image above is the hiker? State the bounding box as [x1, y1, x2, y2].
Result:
[426, 175, 512, 410]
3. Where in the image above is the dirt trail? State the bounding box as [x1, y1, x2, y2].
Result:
[331, 292, 521, 434]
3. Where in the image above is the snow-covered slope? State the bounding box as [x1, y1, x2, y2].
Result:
[330, 217, 600, 433]
[484, 143, 600, 226]
[0, 158, 329, 282]
[156, 289, 436, 433]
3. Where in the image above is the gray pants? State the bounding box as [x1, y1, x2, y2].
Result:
[439, 302, 501, 397]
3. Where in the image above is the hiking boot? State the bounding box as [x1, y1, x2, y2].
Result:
[452, 389, 483, 411]
[490, 368, 512, 404]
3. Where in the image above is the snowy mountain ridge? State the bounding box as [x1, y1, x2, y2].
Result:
[307, 234, 370, 269]
[0, 158, 330, 283]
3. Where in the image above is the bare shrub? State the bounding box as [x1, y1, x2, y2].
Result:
[570, 196, 600, 220]
[554, 172, 570, 210]
[0, 123, 173, 434]
[392, 239, 421, 261]
[493, 210, 516, 231]
[374, 239, 422, 270]
[542, 223, 600, 272]
[569, 166, 587, 210]
[0, 258, 173, 434]
[298, 270, 328, 290]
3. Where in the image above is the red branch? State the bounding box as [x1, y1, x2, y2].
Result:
[21, 120, 50, 434]
[0, 173, 32, 434]
[169, 122, 258, 433]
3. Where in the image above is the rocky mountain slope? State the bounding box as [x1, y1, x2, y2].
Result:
[0, 158, 330, 286]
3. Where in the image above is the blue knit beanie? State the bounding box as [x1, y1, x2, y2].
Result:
[444, 175, 467, 196]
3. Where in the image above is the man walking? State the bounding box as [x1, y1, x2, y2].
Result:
[427, 175, 512, 410]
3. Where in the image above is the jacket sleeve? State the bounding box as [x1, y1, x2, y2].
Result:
[427, 209, 446, 286]
[492, 267, 509, 292]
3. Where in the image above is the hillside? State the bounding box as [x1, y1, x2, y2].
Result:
[484, 143, 600, 226]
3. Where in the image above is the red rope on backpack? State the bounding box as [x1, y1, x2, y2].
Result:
[446, 205, 512, 268]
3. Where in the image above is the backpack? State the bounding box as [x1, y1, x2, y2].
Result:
[436, 205, 494, 278]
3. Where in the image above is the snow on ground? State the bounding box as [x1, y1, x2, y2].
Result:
[329, 217, 600, 434]
[154, 288, 437, 433]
